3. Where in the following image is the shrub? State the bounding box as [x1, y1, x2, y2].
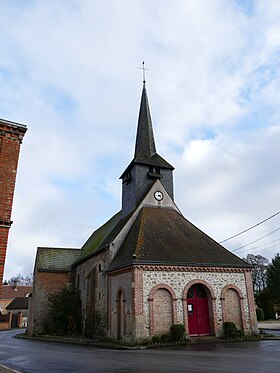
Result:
[160, 333, 171, 343]
[256, 307, 265, 321]
[255, 290, 274, 319]
[223, 322, 239, 339]
[48, 286, 82, 336]
[84, 311, 102, 338]
[152, 335, 161, 344]
[170, 324, 185, 342]
[236, 329, 244, 338]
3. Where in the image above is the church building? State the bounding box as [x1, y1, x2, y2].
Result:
[28, 82, 258, 342]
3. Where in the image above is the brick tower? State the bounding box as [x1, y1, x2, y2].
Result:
[0, 119, 27, 297]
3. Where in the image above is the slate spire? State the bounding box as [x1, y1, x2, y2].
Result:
[120, 81, 174, 217]
[134, 83, 156, 160]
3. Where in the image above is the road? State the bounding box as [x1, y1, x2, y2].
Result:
[0, 330, 279, 373]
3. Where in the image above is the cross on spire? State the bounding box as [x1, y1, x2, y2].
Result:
[139, 61, 149, 83]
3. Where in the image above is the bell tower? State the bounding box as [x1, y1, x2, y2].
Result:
[120, 83, 174, 217]
[0, 118, 27, 296]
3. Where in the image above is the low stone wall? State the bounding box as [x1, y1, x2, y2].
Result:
[0, 321, 10, 330]
[0, 312, 12, 330]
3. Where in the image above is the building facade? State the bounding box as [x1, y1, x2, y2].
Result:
[29, 84, 258, 342]
[0, 119, 27, 298]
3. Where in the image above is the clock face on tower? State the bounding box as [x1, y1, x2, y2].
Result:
[154, 190, 164, 201]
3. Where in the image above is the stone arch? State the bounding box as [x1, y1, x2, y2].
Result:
[116, 286, 126, 340]
[148, 284, 178, 336]
[221, 284, 246, 331]
[183, 279, 217, 336]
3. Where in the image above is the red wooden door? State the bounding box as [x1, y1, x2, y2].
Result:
[187, 284, 210, 336]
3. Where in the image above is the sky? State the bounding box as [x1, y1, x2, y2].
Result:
[1, 0, 280, 280]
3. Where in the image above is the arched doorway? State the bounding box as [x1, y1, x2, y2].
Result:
[117, 289, 125, 340]
[187, 284, 210, 336]
[224, 288, 242, 330]
[153, 288, 173, 335]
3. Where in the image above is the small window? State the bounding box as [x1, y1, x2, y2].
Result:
[98, 264, 102, 273]
[187, 287, 195, 299]
[122, 171, 131, 184]
[148, 165, 162, 179]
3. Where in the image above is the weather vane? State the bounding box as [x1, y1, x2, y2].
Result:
[139, 61, 149, 83]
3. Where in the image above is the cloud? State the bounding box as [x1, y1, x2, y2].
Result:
[1, 0, 280, 279]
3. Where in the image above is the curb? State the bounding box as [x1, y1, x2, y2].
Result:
[0, 363, 21, 373]
[15, 333, 280, 350]
[15, 333, 143, 350]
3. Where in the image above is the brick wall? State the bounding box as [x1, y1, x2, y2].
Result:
[109, 270, 133, 342]
[27, 271, 71, 335]
[153, 288, 173, 335]
[224, 288, 242, 329]
[142, 266, 258, 338]
[75, 250, 109, 333]
[94, 264, 258, 343]
[0, 119, 27, 297]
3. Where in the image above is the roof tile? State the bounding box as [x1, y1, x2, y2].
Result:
[109, 207, 250, 270]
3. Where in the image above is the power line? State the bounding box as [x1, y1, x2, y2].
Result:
[253, 244, 280, 256]
[243, 238, 280, 252]
[219, 210, 280, 244]
[243, 241, 280, 256]
[232, 227, 280, 252]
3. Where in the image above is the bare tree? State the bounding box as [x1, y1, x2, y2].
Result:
[243, 254, 269, 293]
[5, 273, 33, 286]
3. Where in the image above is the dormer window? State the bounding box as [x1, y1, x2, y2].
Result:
[122, 171, 131, 184]
[148, 165, 162, 179]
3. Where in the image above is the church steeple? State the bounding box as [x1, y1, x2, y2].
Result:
[134, 83, 156, 160]
[120, 82, 174, 217]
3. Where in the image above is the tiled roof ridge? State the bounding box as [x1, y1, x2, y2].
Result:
[141, 206, 248, 266]
[1, 285, 32, 299]
[135, 209, 145, 258]
[37, 247, 79, 250]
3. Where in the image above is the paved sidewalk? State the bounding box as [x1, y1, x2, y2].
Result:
[258, 321, 280, 330]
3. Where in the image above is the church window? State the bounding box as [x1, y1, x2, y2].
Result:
[77, 274, 80, 289]
[122, 171, 131, 184]
[98, 264, 102, 273]
[148, 165, 162, 179]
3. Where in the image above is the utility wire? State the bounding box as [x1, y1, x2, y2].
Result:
[232, 227, 280, 252]
[243, 238, 280, 252]
[243, 241, 280, 256]
[219, 211, 280, 244]
[252, 243, 280, 256]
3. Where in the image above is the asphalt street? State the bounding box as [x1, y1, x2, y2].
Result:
[0, 330, 279, 373]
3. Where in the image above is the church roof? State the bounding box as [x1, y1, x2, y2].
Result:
[109, 207, 250, 271]
[6, 297, 29, 310]
[80, 211, 122, 259]
[36, 247, 80, 272]
[120, 84, 173, 179]
[79, 210, 134, 261]
[1, 285, 32, 300]
[134, 83, 156, 159]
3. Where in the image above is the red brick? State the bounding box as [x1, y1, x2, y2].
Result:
[0, 119, 27, 297]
